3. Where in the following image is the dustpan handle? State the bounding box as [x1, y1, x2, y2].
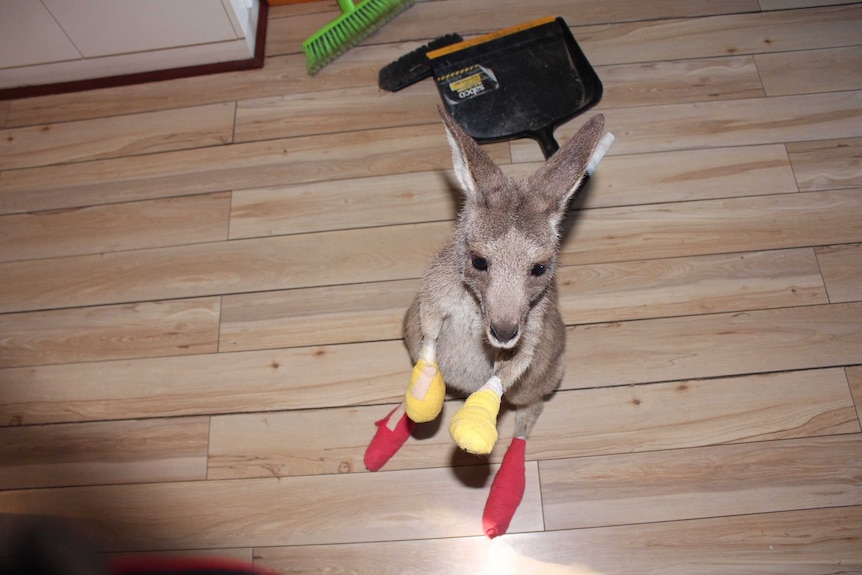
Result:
[535, 127, 560, 159]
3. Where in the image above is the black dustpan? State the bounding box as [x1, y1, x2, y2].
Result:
[427, 17, 603, 159]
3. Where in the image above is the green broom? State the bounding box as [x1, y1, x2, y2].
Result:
[302, 0, 416, 75]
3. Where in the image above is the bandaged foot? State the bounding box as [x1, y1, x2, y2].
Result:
[364, 404, 415, 472]
[449, 376, 502, 455]
[404, 343, 445, 423]
[483, 437, 526, 538]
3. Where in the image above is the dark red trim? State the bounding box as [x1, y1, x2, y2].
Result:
[0, 1, 269, 101]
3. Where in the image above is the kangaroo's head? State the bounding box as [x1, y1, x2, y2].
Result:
[440, 108, 605, 349]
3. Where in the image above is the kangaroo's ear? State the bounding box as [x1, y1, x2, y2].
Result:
[527, 114, 606, 216]
[438, 107, 507, 204]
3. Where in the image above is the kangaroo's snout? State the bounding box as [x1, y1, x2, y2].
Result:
[489, 321, 520, 348]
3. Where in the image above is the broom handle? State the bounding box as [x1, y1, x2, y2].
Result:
[337, 0, 356, 14]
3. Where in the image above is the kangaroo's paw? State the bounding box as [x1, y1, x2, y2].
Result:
[483, 437, 527, 538]
[404, 359, 445, 423]
[449, 388, 501, 455]
[364, 404, 415, 472]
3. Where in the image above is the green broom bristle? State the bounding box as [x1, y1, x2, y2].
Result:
[302, 0, 416, 75]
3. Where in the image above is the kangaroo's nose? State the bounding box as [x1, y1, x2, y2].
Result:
[490, 322, 519, 345]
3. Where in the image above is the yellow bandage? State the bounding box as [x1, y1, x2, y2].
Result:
[449, 388, 501, 455]
[404, 359, 445, 423]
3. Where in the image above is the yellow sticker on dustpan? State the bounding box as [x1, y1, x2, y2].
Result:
[436, 65, 499, 103]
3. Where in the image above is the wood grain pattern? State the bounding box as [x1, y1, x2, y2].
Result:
[0, 100, 9, 128]
[599, 55, 764, 108]
[758, 0, 861, 10]
[207, 368, 858, 479]
[513, 90, 862, 161]
[540, 435, 862, 530]
[816, 243, 862, 303]
[558, 248, 827, 324]
[755, 46, 862, 96]
[571, 4, 862, 66]
[0, 417, 209, 490]
[1, 2, 860, 568]
[219, 279, 418, 351]
[0, 103, 235, 170]
[0, 222, 448, 314]
[786, 138, 862, 192]
[234, 55, 764, 144]
[254, 506, 862, 575]
[0, 340, 410, 426]
[559, 189, 862, 267]
[0, 192, 230, 263]
[0, 297, 220, 368]
[6, 189, 858, 315]
[0, 464, 543, 550]
[2, 293, 857, 427]
[0, 125, 510, 216]
[848, 366, 862, 424]
[234, 84, 440, 142]
[229, 144, 796, 239]
[228, 170, 459, 239]
[265, 0, 761, 57]
[565, 302, 862, 389]
[219, 248, 826, 352]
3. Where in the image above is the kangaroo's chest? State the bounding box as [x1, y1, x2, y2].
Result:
[435, 288, 495, 394]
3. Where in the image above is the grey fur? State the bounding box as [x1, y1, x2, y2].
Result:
[403, 109, 606, 440]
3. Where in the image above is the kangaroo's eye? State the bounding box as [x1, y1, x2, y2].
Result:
[531, 263, 547, 277]
[472, 256, 489, 271]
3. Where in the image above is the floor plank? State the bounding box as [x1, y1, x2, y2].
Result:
[254, 506, 862, 575]
[0, 2, 860, 568]
[0, 192, 230, 263]
[0, 103, 235, 171]
[0, 340, 410, 426]
[219, 248, 826, 352]
[755, 46, 862, 96]
[571, 4, 862, 67]
[228, 170, 459, 239]
[207, 368, 858, 479]
[233, 55, 765, 144]
[234, 83, 441, 143]
[565, 301, 862, 389]
[598, 55, 764, 108]
[848, 366, 862, 424]
[0, 125, 509, 216]
[229, 144, 796, 239]
[2, 39, 427, 127]
[219, 279, 418, 352]
[9, 299, 862, 427]
[265, 0, 761, 56]
[558, 248, 827, 324]
[0, 222, 448, 314]
[540, 435, 862, 530]
[0, 298, 221, 368]
[559, 189, 862, 268]
[758, 0, 861, 10]
[0, 464, 544, 550]
[513, 90, 862, 161]
[0, 417, 209, 490]
[816, 243, 862, 303]
[786, 137, 862, 192]
[0, 100, 9, 128]
[5, 189, 858, 315]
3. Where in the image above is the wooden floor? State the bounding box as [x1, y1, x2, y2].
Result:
[1, 0, 862, 572]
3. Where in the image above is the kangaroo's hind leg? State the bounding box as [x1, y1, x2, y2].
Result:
[482, 361, 563, 538]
